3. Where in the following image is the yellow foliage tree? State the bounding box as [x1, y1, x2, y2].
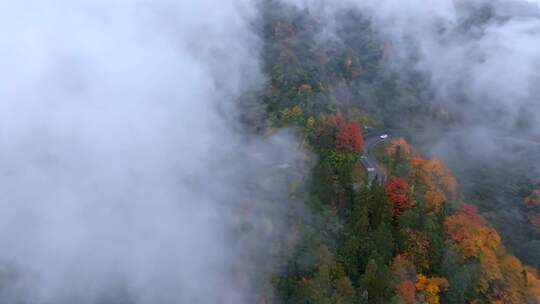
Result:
[282, 105, 303, 122]
[306, 116, 315, 129]
[403, 229, 431, 271]
[415, 274, 449, 304]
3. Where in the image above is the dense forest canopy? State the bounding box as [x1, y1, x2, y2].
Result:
[248, 0, 540, 303]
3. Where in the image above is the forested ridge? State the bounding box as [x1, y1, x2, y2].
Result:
[247, 1, 540, 303]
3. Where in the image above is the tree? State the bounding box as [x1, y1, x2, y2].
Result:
[305, 246, 336, 304]
[360, 259, 391, 304]
[387, 138, 413, 161]
[394, 280, 418, 304]
[340, 236, 363, 280]
[314, 112, 364, 152]
[496, 255, 530, 304]
[444, 205, 501, 260]
[425, 189, 446, 212]
[402, 229, 431, 271]
[410, 157, 458, 211]
[368, 183, 394, 228]
[334, 112, 350, 148]
[415, 274, 449, 304]
[385, 178, 415, 217]
[315, 113, 336, 149]
[282, 105, 303, 123]
[374, 222, 395, 265]
[350, 121, 364, 152]
[524, 189, 540, 207]
[335, 114, 364, 152]
[525, 267, 540, 301]
[395, 280, 416, 304]
[335, 276, 356, 304]
[442, 204, 535, 298]
[390, 255, 418, 304]
[390, 255, 417, 282]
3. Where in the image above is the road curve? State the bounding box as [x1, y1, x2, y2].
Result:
[359, 129, 540, 184]
[360, 131, 391, 183]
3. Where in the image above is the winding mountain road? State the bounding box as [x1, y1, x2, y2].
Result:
[360, 131, 391, 183]
[359, 130, 540, 184]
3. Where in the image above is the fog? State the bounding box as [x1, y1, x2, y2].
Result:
[356, 0, 540, 184]
[362, 0, 540, 155]
[285, 0, 540, 267]
[288, 0, 540, 149]
[0, 1, 303, 303]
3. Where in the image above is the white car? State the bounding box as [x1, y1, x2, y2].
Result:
[278, 163, 291, 169]
[380, 134, 389, 139]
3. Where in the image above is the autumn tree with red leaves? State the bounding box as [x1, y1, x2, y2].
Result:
[385, 178, 415, 217]
[524, 189, 540, 207]
[395, 280, 416, 304]
[334, 112, 364, 153]
[314, 112, 364, 152]
[335, 112, 352, 151]
[349, 122, 364, 151]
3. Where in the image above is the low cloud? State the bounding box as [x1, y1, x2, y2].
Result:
[0, 1, 304, 303]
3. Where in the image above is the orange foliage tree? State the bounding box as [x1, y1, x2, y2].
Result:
[444, 204, 502, 292]
[526, 267, 540, 301]
[385, 178, 415, 217]
[445, 204, 486, 271]
[415, 274, 449, 304]
[495, 255, 531, 303]
[386, 138, 457, 212]
[444, 204, 540, 302]
[387, 138, 413, 161]
[410, 157, 457, 212]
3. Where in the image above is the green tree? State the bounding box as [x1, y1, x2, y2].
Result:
[360, 259, 392, 304]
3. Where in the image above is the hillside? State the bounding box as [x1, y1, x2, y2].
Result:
[249, 1, 540, 303]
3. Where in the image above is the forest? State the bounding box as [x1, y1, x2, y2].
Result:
[245, 1, 540, 303]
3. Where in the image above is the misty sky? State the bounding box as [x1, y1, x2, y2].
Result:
[289, 0, 540, 174]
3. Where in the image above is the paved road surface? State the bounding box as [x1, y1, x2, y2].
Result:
[360, 131, 390, 183]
